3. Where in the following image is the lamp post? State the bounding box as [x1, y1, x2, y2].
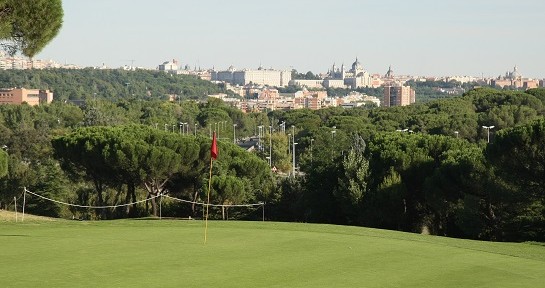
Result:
[292, 136, 297, 177]
[164, 124, 168, 131]
[482, 125, 495, 143]
[258, 125, 264, 152]
[194, 123, 198, 137]
[269, 125, 272, 167]
[454, 131, 459, 138]
[233, 123, 237, 144]
[288, 133, 291, 160]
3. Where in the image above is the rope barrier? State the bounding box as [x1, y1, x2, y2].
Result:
[163, 194, 264, 208]
[22, 188, 265, 221]
[23, 189, 263, 209]
[24, 189, 161, 209]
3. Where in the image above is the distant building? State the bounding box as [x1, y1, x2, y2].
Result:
[383, 85, 415, 107]
[258, 88, 280, 111]
[491, 65, 540, 89]
[362, 95, 381, 106]
[211, 66, 291, 87]
[0, 88, 53, 106]
[158, 59, 179, 72]
[294, 90, 327, 110]
[289, 79, 324, 89]
[324, 58, 372, 89]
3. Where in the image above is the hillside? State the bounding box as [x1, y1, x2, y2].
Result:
[0, 209, 57, 222]
[0, 68, 222, 101]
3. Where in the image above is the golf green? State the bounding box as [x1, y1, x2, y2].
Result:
[2, 218, 544, 287]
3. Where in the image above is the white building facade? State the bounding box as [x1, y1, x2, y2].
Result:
[211, 66, 291, 87]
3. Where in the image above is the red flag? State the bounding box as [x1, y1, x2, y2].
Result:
[210, 132, 218, 160]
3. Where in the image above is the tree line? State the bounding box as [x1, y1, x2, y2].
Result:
[0, 69, 544, 242]
[0, 69, 223, 101]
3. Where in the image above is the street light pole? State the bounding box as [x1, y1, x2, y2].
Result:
[287, 133, 291, 161]
[195, 123, 198, 137]
[482, 125, 495, 143]
[292, 135, 297, 177]
[258, 125, 264, 152]
[454, 131, 459, 138]
[233, 124, 237, 144]
[269, 125, 272, 167]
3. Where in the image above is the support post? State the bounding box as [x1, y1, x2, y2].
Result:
[14, 196, 17, 222]
[22, 187, 26, 222]
[159, 193, 162, 220]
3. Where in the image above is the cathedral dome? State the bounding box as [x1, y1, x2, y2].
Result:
[352, 57, 363, 71]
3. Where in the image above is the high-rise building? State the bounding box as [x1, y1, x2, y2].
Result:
[383, 85, 415, 107]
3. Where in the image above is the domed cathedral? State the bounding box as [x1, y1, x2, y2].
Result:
[324, 57, 372, 89]
[350, 57, 365, 76]
[491, 65, 536, 89]
[506, 65, 522, 81]
[385, 65, 394, 79]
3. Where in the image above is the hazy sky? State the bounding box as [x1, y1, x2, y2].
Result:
[36, 0, 545, 78]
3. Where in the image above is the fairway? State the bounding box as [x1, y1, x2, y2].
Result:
[2, 217, 545, 287]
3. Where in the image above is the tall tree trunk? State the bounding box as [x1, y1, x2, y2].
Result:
[131, 185, 137, 216]
[125, 182, 138, 217]
[93, 178, 106, 219]
[192, 188, 199, 217]
[150, 193, 158, 217]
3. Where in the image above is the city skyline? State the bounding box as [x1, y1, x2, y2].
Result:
[35, 0, 545, 78]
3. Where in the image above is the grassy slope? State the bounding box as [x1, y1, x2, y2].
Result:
[1, 218, 544, 288]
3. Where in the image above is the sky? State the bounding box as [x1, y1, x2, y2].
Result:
[36, 0, 545, 78]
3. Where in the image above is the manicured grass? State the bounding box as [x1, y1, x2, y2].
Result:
[1, 216, 545, 287]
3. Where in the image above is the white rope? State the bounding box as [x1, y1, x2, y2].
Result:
[24, 189, 161, 209]
[163, 194, 264, 208]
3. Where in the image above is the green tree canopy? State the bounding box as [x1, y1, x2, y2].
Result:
[0, 148, 7, 177]
[0, 0, 63, 57]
